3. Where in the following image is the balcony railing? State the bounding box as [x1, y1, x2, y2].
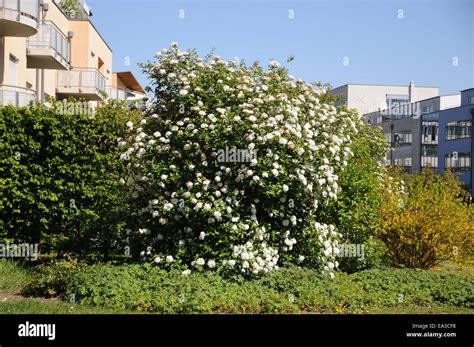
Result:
[57, 68, 106, 100]
[0, 85, 36, 107]
[0, 0, 39, 37]
[27, 20, 69, 69]
[106, 86, 130, 101]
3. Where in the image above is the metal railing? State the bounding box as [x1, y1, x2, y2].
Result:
[0, 85, 36, 107]
[27, 20, 69, 66]
[0, 0, 39, 21]
[106, 86, 129, 100]
[57, 68, 106, 92]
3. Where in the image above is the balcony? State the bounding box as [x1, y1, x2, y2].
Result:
[0, 85, 36, 107]
[27, 21, 69, 70]
[0, 0, 39, 37]
[56, 68, 106, 101]
[106, 86, 130, 101]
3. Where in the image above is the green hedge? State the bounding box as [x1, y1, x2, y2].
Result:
[0, 101, 138, 259]
[23, 263, 474, 313]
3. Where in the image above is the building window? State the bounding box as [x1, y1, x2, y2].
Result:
[445, 152, 471, 171]
[445, 120, 471, 141]
[422, 156, 438, 169]
[393, 132, 412, 146]
[422, 144, 438, 169]
[421, 105, 434, 114]
[422, 123, 438, 144]
[470, 96, 474, 105]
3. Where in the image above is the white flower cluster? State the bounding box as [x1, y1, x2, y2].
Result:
[120, 43, 363, 276]
[314, 222, 341, 279]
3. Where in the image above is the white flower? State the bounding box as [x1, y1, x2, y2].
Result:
[179, 89, 189, 96]
[207, 260, 216, 269]
[269, 60, 280, 67]
[166, 255, 174, 263]
[196, 258, 205, 266]
[181, 269, 191, 276]
[126, 121, 134, 130]
[154, 256, 161, 264]
[199, 232, 206, 240]
[283, 184, 289, 192]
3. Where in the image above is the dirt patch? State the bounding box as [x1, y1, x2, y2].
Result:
[0, 292, 60, 303]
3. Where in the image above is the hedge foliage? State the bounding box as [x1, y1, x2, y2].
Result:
[0, 100, 140, 259]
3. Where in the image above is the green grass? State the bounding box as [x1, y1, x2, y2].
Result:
[0, 259, 31, 294]
[0, 298, 135, 314]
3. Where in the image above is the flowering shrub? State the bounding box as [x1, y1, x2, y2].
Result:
[378, 169, 473, 269]
[121, 43, 364, 276]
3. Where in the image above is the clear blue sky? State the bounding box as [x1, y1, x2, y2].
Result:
[86, 0, 473, 95]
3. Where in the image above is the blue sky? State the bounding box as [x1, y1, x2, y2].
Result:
[87, 0, 473, 95]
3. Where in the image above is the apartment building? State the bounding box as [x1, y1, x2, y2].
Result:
[0, 0, 145, 107]
[438, 88, 474, 193]
[330, 81, 439, 116]
[365, 95, 461, 174]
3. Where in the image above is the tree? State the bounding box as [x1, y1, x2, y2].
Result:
[378, 169, 473, 269]
[58, 0, 87, 19]
[322, 123, 391, 272]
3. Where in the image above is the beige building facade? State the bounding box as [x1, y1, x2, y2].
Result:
[0, 0, 145, 107]
[330, 82, 440, 117]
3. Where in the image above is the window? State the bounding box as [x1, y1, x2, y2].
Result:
[422, 123, 438, 144]
[445, 152, 471, 171]
[446, 120, 471, 141]
[421, 105, 434, 114]
[470, 96, 474, 105]
[422, 145, 438, 169]
[422, 156, 438, 169]
[394, 132, 412, 146]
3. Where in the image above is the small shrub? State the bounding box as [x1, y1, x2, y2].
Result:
[378, 169, 474, 269]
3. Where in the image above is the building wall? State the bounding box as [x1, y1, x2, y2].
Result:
[69, 20, 113, 85]
[379, 118, 421, 173]
[330, 83, 439, 116]
[26, 0, 71, 99]
[347, 84, 439, 115]
[1, 36, 29, 89]
[437, 89, 474, 193]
